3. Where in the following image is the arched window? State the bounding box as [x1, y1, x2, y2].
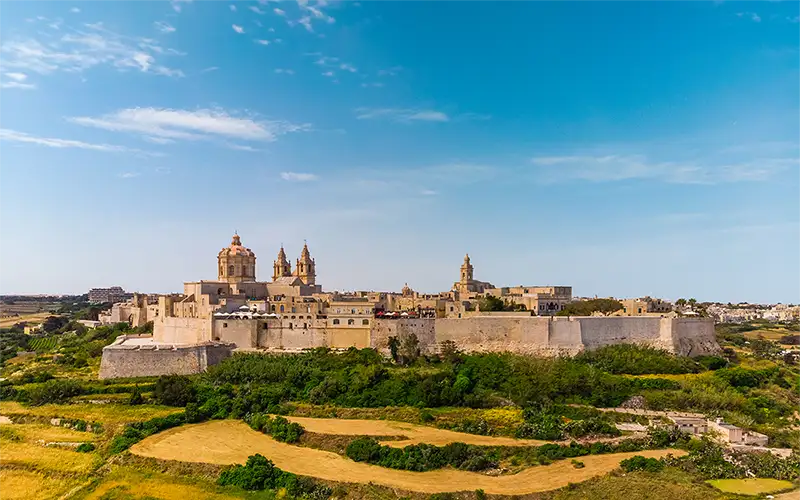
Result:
[228, 265, 234, 276]
[351, 308, 356, 314]
[271, 304, 276, 312]
[280, 305, 285, 313]
[289, 323, 293, 329]
[347, 319, 354, 325]
[362, 319, 369, 325]
[333, 319, 340, 325]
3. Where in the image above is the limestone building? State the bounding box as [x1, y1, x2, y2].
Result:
[99, 233, 719, 379]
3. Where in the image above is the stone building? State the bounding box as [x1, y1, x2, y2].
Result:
[618, 297, 673, 316]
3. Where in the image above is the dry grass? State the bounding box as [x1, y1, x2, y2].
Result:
[706, 478, 795, 496]
[0, 401, 181, 428]
[0, 440, 97, 473]
[0, 312, 51, 328]
[3, 422, 98, 443]
[281, 415, 546, 447]
[0, 468, 80, 500]
[131, 420, 685, 495]
[74, 466, 245, 500]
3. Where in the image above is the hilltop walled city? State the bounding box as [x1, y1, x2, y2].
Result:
[98, 234, 719, 379]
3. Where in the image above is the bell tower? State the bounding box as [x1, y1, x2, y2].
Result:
[460, 253, 473, 284]
[272, 246, 292, 281]
[295, 241, 316, 286]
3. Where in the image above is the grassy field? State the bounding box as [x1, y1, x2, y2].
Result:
[130, 419, 685, 495]
[0, 401, 182, 428]
[0, 469, 83, 500]
[547, 468, 729, 500]
[706, 478, 795, 496]
[73, 466, 266, 500]
[281, 414, 546, 447]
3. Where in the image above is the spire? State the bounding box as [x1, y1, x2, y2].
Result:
[277, 245, 287, 260]
[301, 240, 311, 259]
[232, 233, 242, 246]
[464, 253, 470, 264]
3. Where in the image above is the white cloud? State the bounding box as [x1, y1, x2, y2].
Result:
[322, 71, 334, 77]
[274, 8, 286, 16]
[256, 39, 270, 45]
[360, 82, 384, 88]
[377, 66, 402, 77]
[5, 72, 28, 81]
[281, 172, 318, 182]
[70, 7, 80, 13]
[0, 128, 145, 154]
[0, 22, 184, 77]
[339, 63, 357, 73]
[154, 21, 176, 34]
[0, 81, 36, 90]
[120, 172, 140, 178]
[297, 16, 313, 32]
[420, 189, 438, 196]
[200, 66, 219, 73]
[69, 107, 310, 144]
[355, 108, 450, 123]
[171, 0, 192, 13]
[230, 4, 237, 11]
[274, 68, 294, 75]
[226, 143, 260, 152]
[529, 153, 797, 184]
[250, 6, 265, 14]
[232, 24, 245, 34]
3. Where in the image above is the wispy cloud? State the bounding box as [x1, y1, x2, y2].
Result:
[200, 66, 219, 73]
[256, 39, 270, 45]
[420, 189, 438, 196]
[0, 81, 36, 90]
[70, 7, 80, 13]
[274, 8, 286, 16]
[529, 151, 797, 184]
[275, 68, 295, 75]
[232, 24, 245, 34]
[250, 6, 265, 14]
[69, 107, 310, 144]
[0, 128, 147, 154]
[377, 66, 402, 77]
[5, 72, 28, 81]
[154, 21, 176, 34]
[736, 12, 761, 22]
[171, 0, 192, 13]
[120, 172, 140, 179]
[354, 108, 450, 123]
[230, 4, 237, 11]
[281, 172, 318, 182]
[339, 63, 357, 73]
[360, 82, 384, 88]
[0, 21, 184, 77]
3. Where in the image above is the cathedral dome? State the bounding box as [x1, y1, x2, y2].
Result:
[219, 234, 256, 258]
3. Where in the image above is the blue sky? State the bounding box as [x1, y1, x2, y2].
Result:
[0, 1, 798, 303]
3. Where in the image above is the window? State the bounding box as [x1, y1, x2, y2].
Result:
[263, 323, 268, 329]
[292, 307, 296, 313]
[450, 306, 454, 312]
[362, 319, 369, 325]
[228, 265, 234, 276]
[351, 308, 356, 314]
[303, 323, 307, 329]
[638, 308, 642, 314]
[271, 305, 276, 312]
[289, 323, 293, 329]
[223, 322, 228, 328]
[333, 319, 340, 325]
[291, 315, 296, 319]
[348, 319, 355, 325]
[280, 305, 285, 313]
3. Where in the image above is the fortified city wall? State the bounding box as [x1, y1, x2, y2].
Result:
[98, 335, 233, 379]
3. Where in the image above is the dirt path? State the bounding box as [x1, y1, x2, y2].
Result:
[130, 420, 686, 495]
[280, 415, 547, 447]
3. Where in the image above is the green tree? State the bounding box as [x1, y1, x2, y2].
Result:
[387, 336, 400, 362]
[399, 334, 420, 365]
[477, 295, 506, 312]
[557, 299, 623, 317]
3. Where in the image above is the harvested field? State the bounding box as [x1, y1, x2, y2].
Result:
[280, 415, 546, 447]
[131, 420, 686, 495]
[0, 312, 51, 328]
[0, 401, 181, 427]
[0, 469, 80, 500]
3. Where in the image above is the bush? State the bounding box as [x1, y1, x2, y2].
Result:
[620, 455, 664, 473]
[153, 375, 195, 407]
[76, 442, 95, 453]
[217, 454, 330, 497]
[128, 385, 145, 405]
[26, 379, 86, 406]
[109, 412, 187, 454]
[248, 414, 304, 443]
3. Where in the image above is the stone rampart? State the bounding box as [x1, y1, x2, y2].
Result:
[98, 335, 233, 379]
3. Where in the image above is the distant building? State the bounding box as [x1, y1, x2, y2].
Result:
[618, 297, 673, 316]
[88, 286, 129, 304]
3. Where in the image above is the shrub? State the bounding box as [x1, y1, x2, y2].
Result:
[109, 412, 187, 454]
[128, 385, 145, 405]
[248, 414, 304, 443]
[217, 454, 330, 497]
[76, 442, 95, 453]
[26, 379, 86, 406]
[620, 455, 664, 473]
[571, 459, 585, 469]
[153, 375, 195, 407]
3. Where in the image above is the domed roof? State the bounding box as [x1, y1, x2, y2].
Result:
[219, 233, 256, 258]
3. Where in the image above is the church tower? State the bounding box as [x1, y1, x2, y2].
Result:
[460, 253, 474, 284]
[272, 246, 292, 281]
[294, 242, 316, 286]
[217, 233, 256, 283]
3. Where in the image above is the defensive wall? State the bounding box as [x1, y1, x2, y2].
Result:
[98, 334, 233, 379]
[100, 316, 718, 378]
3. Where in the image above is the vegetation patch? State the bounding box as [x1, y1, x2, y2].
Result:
[705, 478, 795, 496]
